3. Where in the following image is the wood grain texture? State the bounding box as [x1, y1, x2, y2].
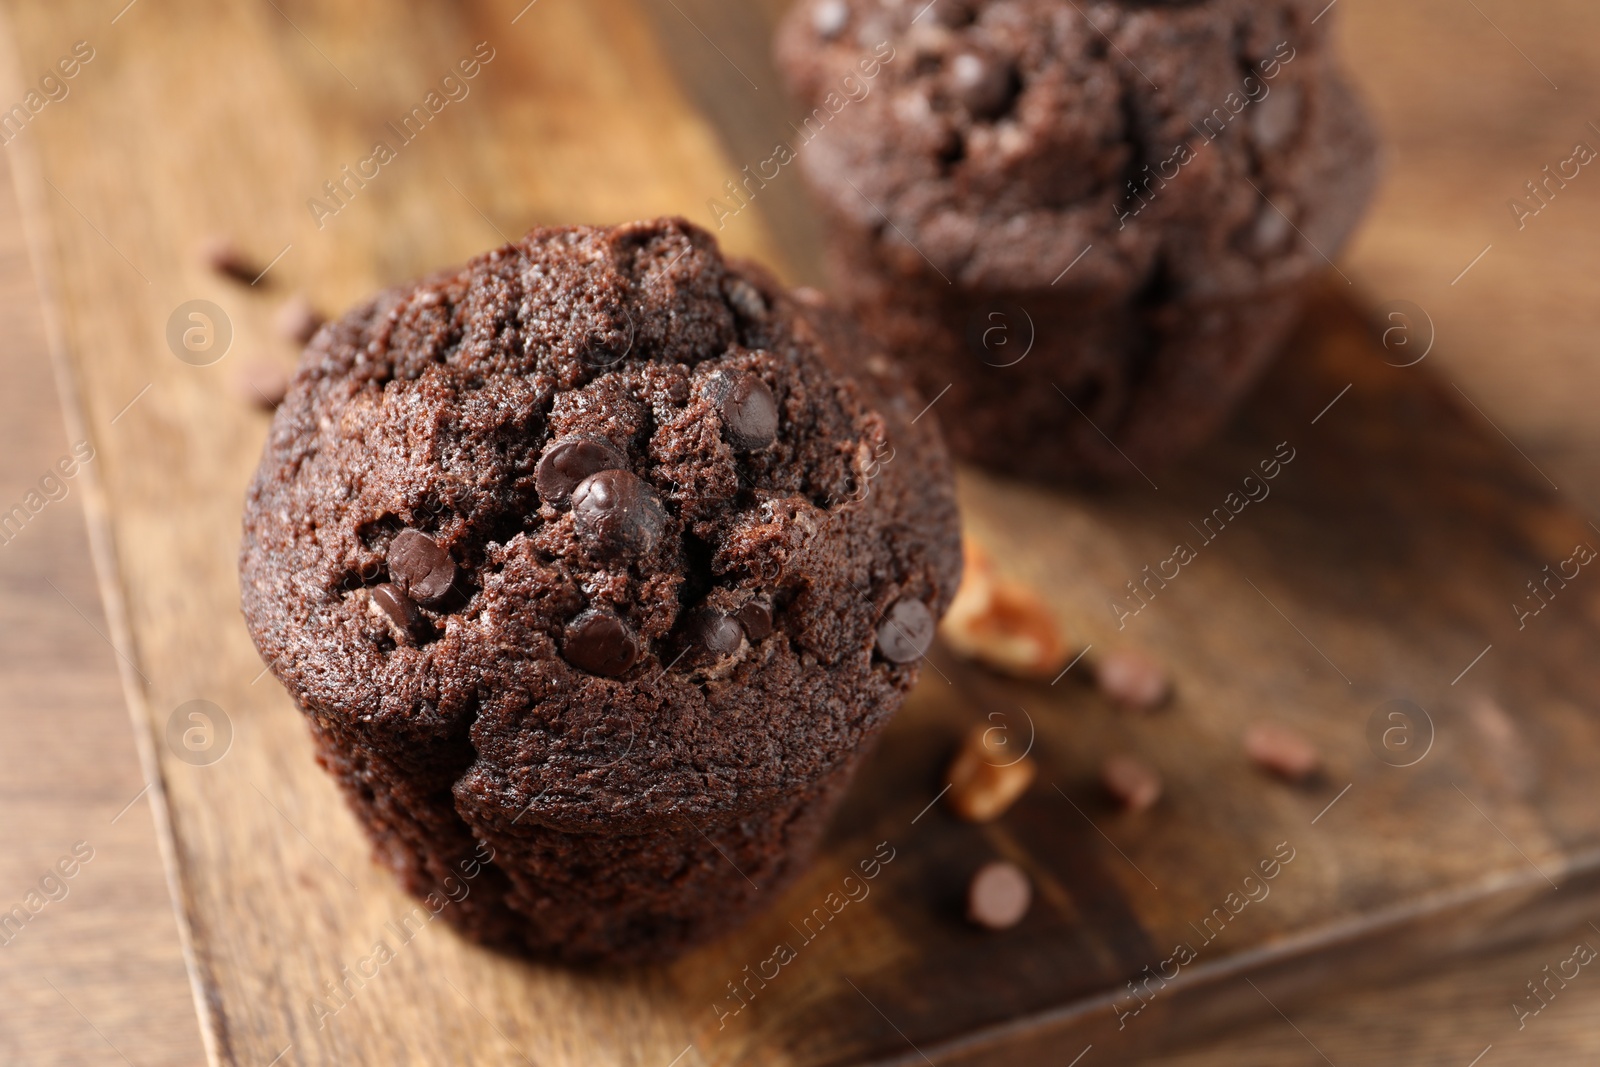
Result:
[6, 0, 1600, 1065]
[0, 146, 203, 1062]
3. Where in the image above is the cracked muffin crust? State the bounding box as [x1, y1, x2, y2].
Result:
[239, 218, 961, 962]
[777, 0, 1379, 481]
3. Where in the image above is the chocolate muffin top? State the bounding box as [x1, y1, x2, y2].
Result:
[776, 0, 1379, 299]
[240, 219, 960, 833]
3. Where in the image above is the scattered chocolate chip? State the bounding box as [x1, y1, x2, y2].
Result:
[686, 609, 745, 662]
[199, 235, 261, 284]
[571, 469, 668, 556]
[877, 598, 935, 663]
[967, 860, 1031, 931]
[812, 0, 849, 40]
[947, 50, 1017, 120]
[387, 528, 457, 605]
[536, 435, 628, 506]
[735, 599, 773, 641]
[717, 372, 778, 452]
[562, 610, 640, 677]
[1101, 754, 1163, 811]
[1244, 721, 1322, 782]
[274, 292, 324, 345]
[723, 276, 768, 321]
[1094, 648, 1171, 710]
[232, 360, 289, 409]
[369, 583, 425, 645]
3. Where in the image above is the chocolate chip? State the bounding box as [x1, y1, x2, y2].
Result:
[369, 583, 425, 645]
[877, 598, 935, 663]
[232, 360, 289, 410]
[274, 293, 324, 345]
[537, 435, 628, 506]
[948, 51, 1017, 120]
[199, 235, 261, 284]
[562, 610, 639, 677]
[718, 372, 778, 452]
[1101, 754, 1163, 811]
[812, 0, 848, 39]
[723, 276, 768, 321]
[685, 609, 744, 663]
[387, 528, 457, 605]
[571, 469, 668, 557]
[1244, 721, 1322, 782]
[967, 861, 1031, 930]
[1094, 648, 1170, 711]
[735, 599, 773, 641]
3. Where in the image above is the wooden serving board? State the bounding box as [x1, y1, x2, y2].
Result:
[9, 1, 1600, 1064]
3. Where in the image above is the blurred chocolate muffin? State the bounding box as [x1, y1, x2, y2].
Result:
[239, 218, 961, 963]
[777, 0, 1378, 481]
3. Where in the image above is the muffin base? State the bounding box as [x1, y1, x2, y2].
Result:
[307, 714, 866, 965]
[823, 212, 1310, 483]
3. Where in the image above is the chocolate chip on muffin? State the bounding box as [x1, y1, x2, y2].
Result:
[239, 218, 962, 963]
[570, 468, 669, 559]
[535, 435, 628, 506]
[387, 529, 457, 605]
[877, 597, 936, 663]
[562, 609, 641, 677]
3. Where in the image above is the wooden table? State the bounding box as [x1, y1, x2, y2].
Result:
[3, 1, 1599, 1064]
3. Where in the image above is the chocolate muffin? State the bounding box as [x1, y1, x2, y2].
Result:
[776, 0, 1379, 482]
[239, 219, 961, 963]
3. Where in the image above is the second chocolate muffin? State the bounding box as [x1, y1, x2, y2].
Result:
[777, 0, 1379, 482]
[239, 219, 961, 963]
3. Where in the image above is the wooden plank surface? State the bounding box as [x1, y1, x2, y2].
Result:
[0, 145, 203, 1064]
[6, 0, 1600, 1065]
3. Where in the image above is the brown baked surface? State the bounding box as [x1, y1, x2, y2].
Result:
[776, 0, 1379, 481]
[238, 218, 961, 961]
